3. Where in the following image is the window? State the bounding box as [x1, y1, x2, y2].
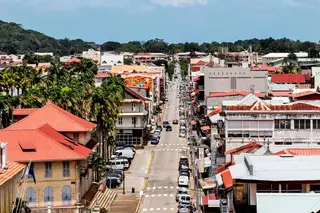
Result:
[45, 162, 52, 178]
[28, 163, 34, 179]
[275, 142, 292, 145]
[294, 119, 310, 129]
[62, 185, 72, 206]
[73, 133, 79, 141]
[132, 117, 137, 125]
[63, 161, 70, 177]
[313, 120, 320, 129]
[275, 119, 291, 129]
[132, 103, 136, 111]
[44, 186, 54, 206]
[26, 187, 36, 207]
[280, 184, 302, 193]
[231, 77, 237, 89]
[257, 183, 279, 193]
[118, 117, 123, 125]
[310, 185, 320, 193]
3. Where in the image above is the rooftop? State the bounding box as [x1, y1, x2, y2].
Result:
[274, 148, 320, 156]
[262, 52, 308, 58]
[229, 155, 320, 181]
[1, 124, 92, 162]
[9, 102, 96, 132]
[207, 91, 265, 98]
[0, 161, 25, 186]
[271, 74, 306, 83]
[256, 193, 320, 213]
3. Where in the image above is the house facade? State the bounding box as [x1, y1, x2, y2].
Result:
[202, 67, 268, 97]
[116, 87, 149, 146]
[222, 99, 320, 151]
[82, 49, 101, 64]
[100, 52, 124, 66]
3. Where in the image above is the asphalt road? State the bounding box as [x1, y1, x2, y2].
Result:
[140, 77, 188, 212]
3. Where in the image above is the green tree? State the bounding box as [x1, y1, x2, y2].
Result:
[124, 58, 133, 65]
[101, 41, 122, 51]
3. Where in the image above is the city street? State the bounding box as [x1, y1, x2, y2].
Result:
[140, 75, 188, 212]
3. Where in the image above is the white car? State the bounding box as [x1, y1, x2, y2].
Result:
[179, 132, 186, 138]
[178, 176, 189, 187]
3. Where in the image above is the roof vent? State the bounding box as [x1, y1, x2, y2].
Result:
[279, 154, 294, 158]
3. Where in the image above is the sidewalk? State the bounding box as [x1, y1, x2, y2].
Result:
[117, 149, 151, 195]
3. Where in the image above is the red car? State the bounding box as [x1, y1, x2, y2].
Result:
[173, 120, 179, 124]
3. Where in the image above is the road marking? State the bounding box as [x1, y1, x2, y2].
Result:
[158, 186, 162, 189]
[147, 187, 150, 190]
[150, 208, 154, 211]
[169, 194, 174, 196]
[145, 195, 149, 197]
[170, 186, 174, 189]
[153, 187, 156, 189]
[163, 208, 167, 210]
[143, 209, 147, 211]
[151, 194, 155, 197]
[163, 194, 168, 196]
[157, 194, 161, 196]
[164, 186, 168, 189]
[176, 187, 179, 189]
[156, 208, 161, 211]
[170, 208, 174, 211]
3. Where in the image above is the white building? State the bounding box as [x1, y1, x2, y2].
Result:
[101, 52, 124, 66]
[82, 49, 101, 63]
[262, 52, 308, 64]
[222, 97, 320, 151]
[34, 52, 54, 56]
[116, 87, 149, 146]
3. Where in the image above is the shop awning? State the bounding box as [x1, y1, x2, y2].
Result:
[191, 120, 197, 125]
[202, 194, 219, 206]
[193, 77, 200, 82]
[201, 126, 210, 131]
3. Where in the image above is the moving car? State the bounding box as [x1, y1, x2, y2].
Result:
[173, 119, 179, 124]
[166, 125, 173, 131]
[163, 120, 170, 128]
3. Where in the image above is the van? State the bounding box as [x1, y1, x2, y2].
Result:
[178, 176, 189, 187]
[107, 159, 130, 170]
[112, 149, 135, 160]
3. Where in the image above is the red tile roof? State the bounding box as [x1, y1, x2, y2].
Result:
[125, 87, 146, 101]
[207, 91, 265, 98]
[95, 72, 109, 78]
[0, 161, 25, 186]
[226, 101, 320, 111]
[65, 58, 81, 64]
[13, 108, 38, 116]
[215, 161, 234, 174]
[269, 92, 293, 97]
[271, 74, 305, 83]
[7, 102, 96, 132]
[274, 148, 320, 156]
[225, 141, 262, 154]
[1, 124, 92, 162]
[206, 106, 222, 118]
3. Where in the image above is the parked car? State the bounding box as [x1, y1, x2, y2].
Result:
[173, 120, 179, 124]
[166, 125, 173, 131]
[151, 136, 160, 145]
[106, 172, 123, 181]
[179, 131, 186, 138]
[178, 208, 190, 213]
[178, 176, 189, 187]
[156, 125, 162, 132]
[163, 120, 170, 128]
[106, 177, 121, 188]
[112, 149, 135, 159]
[176, 187, 190, 202]
[178, 195, 192, 205]
[107, 158, 130, 170]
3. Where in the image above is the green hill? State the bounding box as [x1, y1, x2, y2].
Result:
[0, 20, 94, 55]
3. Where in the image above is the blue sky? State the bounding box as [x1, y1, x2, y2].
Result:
[0, 0, 319, 44]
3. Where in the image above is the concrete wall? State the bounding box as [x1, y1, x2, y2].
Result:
[203, 67, 268, 96]
[101, 54, 124, 65]
[0, 172, 22, 213]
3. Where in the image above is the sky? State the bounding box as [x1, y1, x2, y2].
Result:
[0, 0, 319, 44]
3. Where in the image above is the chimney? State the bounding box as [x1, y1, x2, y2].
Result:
[244, 156, 253, 175]
[0, 142, 8, 169]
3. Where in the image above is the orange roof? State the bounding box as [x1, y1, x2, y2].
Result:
[274, 148, 320, 156]
[1, 124, 92, 162]
[226, 101, 320, 111]
[251, 64, 279, 72]
[206, 106, 222, 118]
[95, 72, 109, 78]
[13, 108, 38, 116]
[207, 91, 265, 98]
[225, 141, 262, 154]
[215, 161, 234, 174]
[292, 91, 320, 98]
[7, 102, 96, 132]
[0, 161, 25, 186]
[269, 92, 293, 97]
[271, 74, 305, 83]
[65, 58, 81, 64]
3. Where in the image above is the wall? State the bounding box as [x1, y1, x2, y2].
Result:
[225, 113, 320, 151]
[0, 173, 22, 213]
[203, 67, 268, 96]
[206, 95, 244, 107]
[312, 67, 320, 89]
[24, 161, 78, 207]
[63, 132, 86, 145]
[101, 54, 124, 65]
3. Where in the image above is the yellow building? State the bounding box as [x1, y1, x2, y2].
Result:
[0, 161, 25, 213]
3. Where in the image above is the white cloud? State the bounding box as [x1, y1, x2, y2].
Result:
[150, 0, 208, 7]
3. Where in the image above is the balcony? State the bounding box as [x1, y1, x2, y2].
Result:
[116, 121, 147, 129]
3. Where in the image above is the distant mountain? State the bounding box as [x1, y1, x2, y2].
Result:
[0, 20, 94, 55]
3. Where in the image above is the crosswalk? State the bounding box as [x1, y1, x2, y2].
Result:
[154, 148, 188, 152]
[142, 207, 176, 211]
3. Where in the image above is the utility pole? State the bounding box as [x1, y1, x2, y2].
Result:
[123, 166, 125, 195]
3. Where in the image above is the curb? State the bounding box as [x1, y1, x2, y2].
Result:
[135, 195, 144, 213]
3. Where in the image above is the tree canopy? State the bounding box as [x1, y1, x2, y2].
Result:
[1, 20, 319, 55]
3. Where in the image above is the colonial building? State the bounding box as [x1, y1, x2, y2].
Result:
[116, 87, 149, 146]
[221, 98, 320, 151]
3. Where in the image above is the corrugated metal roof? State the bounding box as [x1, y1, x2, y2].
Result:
[226, 101, 320, 111]
[0, 161, 25, 186]
[274, 148, 320, 156]
[271, 74, 305, 83]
